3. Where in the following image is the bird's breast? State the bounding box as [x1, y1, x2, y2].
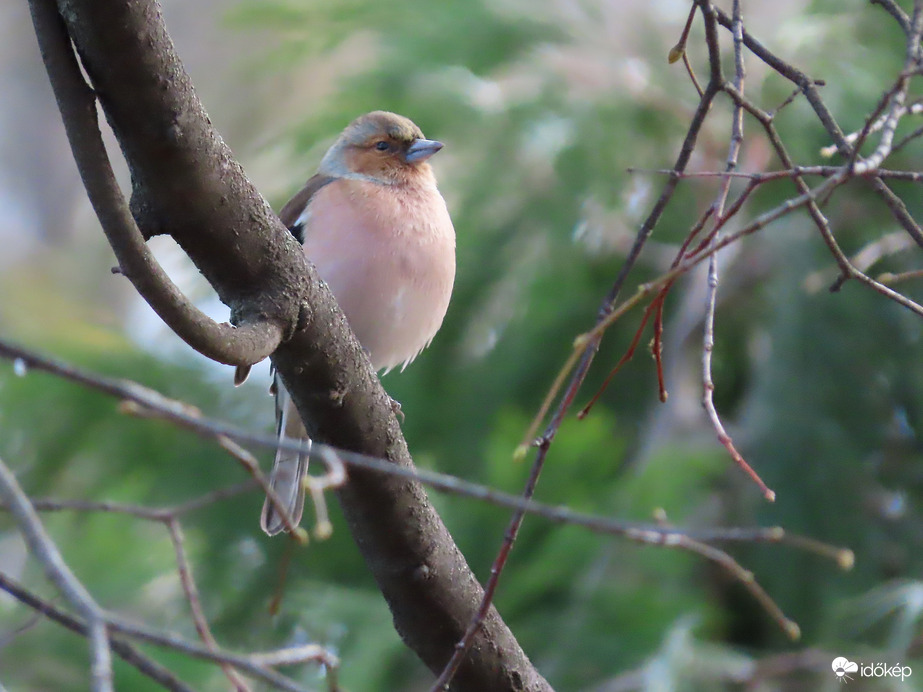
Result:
[301, 177, 456, 371]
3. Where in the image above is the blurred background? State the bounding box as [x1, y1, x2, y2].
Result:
[1, 0, 922, 689]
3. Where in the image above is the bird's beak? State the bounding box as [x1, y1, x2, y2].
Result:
[405, 138, 444, 164]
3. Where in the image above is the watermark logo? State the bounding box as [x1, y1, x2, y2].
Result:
[831, 657, 912, 684]
[831, 657, 858, 683]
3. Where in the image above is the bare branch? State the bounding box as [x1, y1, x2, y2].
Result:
[821, 100, 923, 158]
[0, 568, 321, 692]
[851, 4, 923, 175]
[0, 338, 856, 553]
[877, 268, 923, 284]
[2, 333, 865, 689]
[432, 34, 728, 675]
[871, 0, 913, 34]
[103, 612, 330, 692]
[631, 166, 923, 182]
[0, 458, 113, 691]
[27, 0, 283, 369]
[517, 66, 723, 455]
[713, 5, 849, 153]
[804, 231, 917, 293]
[698, 0, 775, 501]
[0, 571, 195, 692]
[720, 80, 923, 310]
[166, 518, 251, 692]
[127, 404, 306, 539]
[1, 479, 333, 689]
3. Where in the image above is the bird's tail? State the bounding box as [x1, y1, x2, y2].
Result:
[260, 377, 310, 535]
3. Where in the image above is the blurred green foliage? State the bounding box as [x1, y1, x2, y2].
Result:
[3, 0, 923, 690]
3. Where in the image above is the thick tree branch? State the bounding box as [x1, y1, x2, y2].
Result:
[32, 2, 283, 365]
[28, 0, 282, 368]
[28, 0, 547, 688]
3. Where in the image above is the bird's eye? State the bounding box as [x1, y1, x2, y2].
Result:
[375, 140, 390, 151]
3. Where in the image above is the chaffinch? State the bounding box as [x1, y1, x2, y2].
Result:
[242, 111, 456, 535]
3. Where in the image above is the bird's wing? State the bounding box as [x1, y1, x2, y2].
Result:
[232, 174, 338, 386]
[279, 173, 338, 241]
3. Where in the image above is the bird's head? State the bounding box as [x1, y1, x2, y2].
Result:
[319, 111, 444, 186]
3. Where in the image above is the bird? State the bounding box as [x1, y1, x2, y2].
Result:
[237, 111, 456, 535]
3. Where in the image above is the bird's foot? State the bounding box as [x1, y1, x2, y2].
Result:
[389, 397, 405, 423]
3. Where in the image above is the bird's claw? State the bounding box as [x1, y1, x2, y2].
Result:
[390, 397, 405, 423]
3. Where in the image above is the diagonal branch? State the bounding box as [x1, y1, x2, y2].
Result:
[0, 457, 113, 692]
[871, 0, 912, 33]
[0, 571, 195, 692]
[0, 339, 853, 585]
[0, 570, 321, 692]
[713, 5, 849, 154]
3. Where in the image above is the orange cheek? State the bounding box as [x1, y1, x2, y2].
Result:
[346, 149, 402, 180]
[345, 149, 386, 177]
[341, 148, 367, 175]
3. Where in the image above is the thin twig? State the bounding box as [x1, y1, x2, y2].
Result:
[0, 457, 330, 690]
[7, 489, 847, 559]
[0, 458, 113, 692]
[0, 571, 195, 692]
[120, 398, 304, 538]
[770, 85, 807, 116]
[804, 230, 916, 293]
[210, 436, 307, 540]
[0, 339, 855, 550]
[713, 5, 849, 153]
[630, 166, 923, 183]
[432, 5, 732, 688]
[668, 1, 698, 65]
[517, 81, 723, 454]
[721, 81, 923, 313]
[701, 0, 774, 500]
[648, 530, 798, 639]
[166, 518, 251, 692]
[104, 610, 338, 692]
[821, 100, 923, 158]
[871, 0, 912, 34]
[2, 479, 262, 691]
[0, 569, 334, 692]
[0, 339, 853, 692]
[877, 267, 923, 284]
